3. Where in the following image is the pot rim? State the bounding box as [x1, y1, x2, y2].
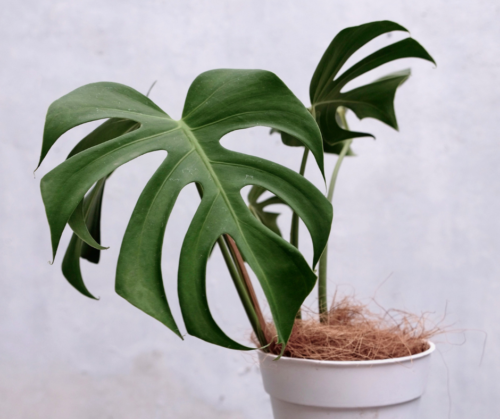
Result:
[258, 340, 435, 366]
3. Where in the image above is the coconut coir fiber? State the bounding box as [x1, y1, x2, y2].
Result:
[259, 297, 439, 361]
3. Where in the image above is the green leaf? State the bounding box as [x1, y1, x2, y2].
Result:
[62, 178, 107, 299]
[310, 21, 435, 146]
[67, 118, 140, 159]
[276, 21, 434, 155]
[310, 21, 409, 103]
[61, 118, 139, 297]
[39, 69, 332, 349]
[332, 69, 411, 129]
[66, 118, 140, 255]
[68, 197, 109, 251]
[247, 185, 285, 237]
[79, 177, 105, 263]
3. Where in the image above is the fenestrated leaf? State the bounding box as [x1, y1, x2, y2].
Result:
[277, 21, 434, 155]
[310, 21, 435, 146]
[247, 185, 285, 237]
[310, 21, 408, 103]
[39, 69, 332, 349]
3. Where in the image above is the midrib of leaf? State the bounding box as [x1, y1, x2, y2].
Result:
[178, 122, 242, 228]
[178, 121, 279, 325]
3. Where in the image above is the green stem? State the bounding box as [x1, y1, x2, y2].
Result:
[290, 147, 309, 320]
[318, 108, 352, 321]
[195, 184, 268, 349]
[290, 148, 309, 248]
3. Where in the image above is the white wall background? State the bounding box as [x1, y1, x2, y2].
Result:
[1, 1, 498, 418]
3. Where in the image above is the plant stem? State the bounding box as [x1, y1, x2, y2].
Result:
[218, 236, 268, 349]
[318, 108, 352, 321]
[195, 184, 268, 349]
[289, 147, 309, 320]
[225, 235, 268, 345]
[290, 147, 309, 248]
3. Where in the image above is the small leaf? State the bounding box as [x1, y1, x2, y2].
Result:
[310, 21, 434, 144]
[278, 21, 435, 154]
[310, 21, 409, 103]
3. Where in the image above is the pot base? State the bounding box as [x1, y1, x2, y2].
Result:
[270, 397, 420, 419]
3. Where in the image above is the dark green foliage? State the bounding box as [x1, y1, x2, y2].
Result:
[39, 70, 333, 349]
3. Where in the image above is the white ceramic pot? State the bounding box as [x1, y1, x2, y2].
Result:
[258, 342, 435, 419]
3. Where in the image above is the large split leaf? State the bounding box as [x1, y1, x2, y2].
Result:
[39, 69, 332, 349]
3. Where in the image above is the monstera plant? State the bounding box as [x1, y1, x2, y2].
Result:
[250, 20, 435, 319]
[37, 69, 333, 350]
[38, 20, 435, 357]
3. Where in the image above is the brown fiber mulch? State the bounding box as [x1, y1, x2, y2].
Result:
[260, 297, 440, 361]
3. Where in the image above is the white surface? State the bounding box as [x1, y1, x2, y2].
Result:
[0, 1, 498, 418]
[258, 344, 434, 418]
[269, 398, 421, 419]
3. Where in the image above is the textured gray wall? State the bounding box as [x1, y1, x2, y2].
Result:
[1, 1, 498, 418]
